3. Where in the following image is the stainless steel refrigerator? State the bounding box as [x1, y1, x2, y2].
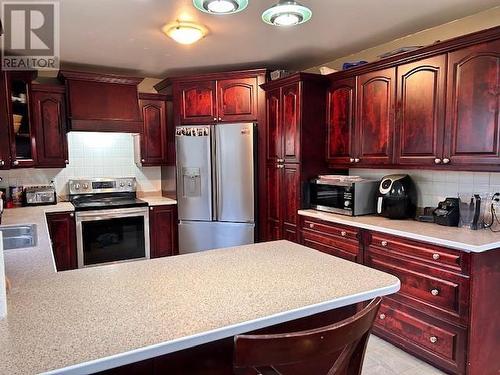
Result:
[175, 123, 255, 253]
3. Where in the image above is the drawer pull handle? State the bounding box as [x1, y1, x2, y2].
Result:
[340, 231, 347, 237]
[429, 336, 438, 344]
[379, 313, 386, 320]
[432, 253, 440, 260]
[309, 223, 314, 229]
[381, 240, 388, 247]
[431, 289, 439, 296]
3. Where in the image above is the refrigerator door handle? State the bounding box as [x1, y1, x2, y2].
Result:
[211, 125, 218, 221]
[215, 126, 222, 221]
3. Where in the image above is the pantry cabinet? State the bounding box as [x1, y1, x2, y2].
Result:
[31, 85, 69, 168]
[149, 205, 178, 258]
[46, 212, 77, 271]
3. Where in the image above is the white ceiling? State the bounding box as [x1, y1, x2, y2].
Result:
[59, 0, 500, 78]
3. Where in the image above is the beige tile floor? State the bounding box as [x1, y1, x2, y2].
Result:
[363, 335, 446, 375]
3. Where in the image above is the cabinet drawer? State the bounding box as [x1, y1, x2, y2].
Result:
[302, 231, 359, 263]
[368, 232, 469, 275]
[302, 218, 359, 243]
[374, 298, 466, 373]
[366, 247, 469, 324]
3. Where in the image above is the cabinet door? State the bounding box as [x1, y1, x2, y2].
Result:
[395, 56, 446, 166]
[217, 77, 257, 122]
[139, 98, 168, 166]
[46, 212, 77, 271]
[282, 83, 301, 163]
[0, 73, 11, 169]
[266, 163, 282, 240]
[357, 68, 396, 165]
[444, 40, 500, 166]
[177, 81, 216, 125]
[326, 78, 356, 165]
[266, 88, 282, 162]
[150, 205, 178, 258]
[282, 164, 300, 243]
[32, 89, 68, 168]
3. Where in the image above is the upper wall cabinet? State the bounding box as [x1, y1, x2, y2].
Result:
[444, 39, 500, 166]
[58, 70, 143, 133]
[156, 69, 267, 126]
[31, 85, 69, 168]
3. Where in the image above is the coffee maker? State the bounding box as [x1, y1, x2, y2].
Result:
[376, 174, 417, 219]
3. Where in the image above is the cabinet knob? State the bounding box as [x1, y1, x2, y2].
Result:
[69, 213, 74, 217]
[150, 207, 154, 211]
[379, 313, 386, 320]
[218, 117, 222, 121]
[64, 159, 69, 164]
[277, 164, 284, 169]
[434, 158, 442, 164]
[349, 158, 355, 163]
[432, 253, 440, 260]
[141, 159, 145, 163]
[13, 160, 19, 166]
[429, 336, 438, 344]
[340, 231, 347, 237]
[354, 158, 360, 163]
[309, 223, 314, 229]
[442, 158, 450, 164]
[213, 117, 217, 121]
[430, 288, 439, 296]
[381, 240, 388, 247]
[0, 160, 4, 166]
[277, 158, 284, 163]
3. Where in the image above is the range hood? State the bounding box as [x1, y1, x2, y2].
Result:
[58, 70, 143, 133]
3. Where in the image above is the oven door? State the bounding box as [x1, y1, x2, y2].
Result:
[75, 207, 150, 268]
[309, 181, 352, 215]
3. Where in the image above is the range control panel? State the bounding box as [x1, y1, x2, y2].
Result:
[68, 178, 136, 195]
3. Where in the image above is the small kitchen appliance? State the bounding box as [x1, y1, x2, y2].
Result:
[23, 185, 57, 206]
[69, 178, 149, 268]
[433, 198, 460, 226]
[306, 176, 379, 216]
[376, 174, 416, 219]
[458, 193, 486, 230]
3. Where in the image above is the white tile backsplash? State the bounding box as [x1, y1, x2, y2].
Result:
[0, 132, 163, 198]
[351, 168, 500, 208]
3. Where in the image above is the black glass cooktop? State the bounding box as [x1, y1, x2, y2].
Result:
[70, 193, 148, 211]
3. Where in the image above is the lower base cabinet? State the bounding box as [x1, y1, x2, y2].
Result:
[149, 205, 178, 258]
[300, 215, 500, 375]
[46, 212, 77, 271]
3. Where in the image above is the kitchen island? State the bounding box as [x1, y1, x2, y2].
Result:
[0, 205, 400, 375]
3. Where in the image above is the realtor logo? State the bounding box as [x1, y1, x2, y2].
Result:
[1, 1, 60, 70]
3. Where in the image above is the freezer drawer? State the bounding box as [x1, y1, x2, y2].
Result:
[178, 221, 255, 254]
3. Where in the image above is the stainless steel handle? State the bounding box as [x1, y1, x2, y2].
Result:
[349, 158, 355, 163]
[431, 289, 439, 296]
[432, 253, 440, 260]
[340, 231, 347, 237]
[379, 313, 386, 320]
[442, 158, 450, 164]
[76, 207, 149, 221]
[381, 240, 388, 247]
[354, 158, 360, 163]
[434, 158, 442, 164]
[429, 336, 438, 344]
[13, 160, 19, 166]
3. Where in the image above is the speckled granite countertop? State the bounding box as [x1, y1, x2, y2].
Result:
[0, 200, 400, 375]
[299, 209, 500, 253]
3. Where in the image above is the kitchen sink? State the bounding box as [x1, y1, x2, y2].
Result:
[0, 224, 37, 250]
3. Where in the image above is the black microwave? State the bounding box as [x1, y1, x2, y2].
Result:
[305, 179, 379, 216]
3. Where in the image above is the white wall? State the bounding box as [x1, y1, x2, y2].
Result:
[0, 132, 162, 198]
[351, 169, 500, 208]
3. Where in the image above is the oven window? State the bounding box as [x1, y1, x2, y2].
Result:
[82, 216, 145, 266]
[310, 184, 346, 209]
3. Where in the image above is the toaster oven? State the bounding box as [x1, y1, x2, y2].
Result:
[23, 186, 57, 206]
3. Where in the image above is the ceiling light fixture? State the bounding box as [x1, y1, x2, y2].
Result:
[193, 0, 248, 14]
[262, 0, 312, 27]
[162, 21, 208, 45]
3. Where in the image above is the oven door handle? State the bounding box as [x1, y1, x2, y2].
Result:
[75, 208, 149, 221]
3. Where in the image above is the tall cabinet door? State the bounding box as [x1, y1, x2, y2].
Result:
[177, 81, 216, 125]
[281, 163, 300, 242]
[326, 77, 356, 165]
[395, 55, 446, 166]
[356, 68, 396, 165]
[444, 40, 500, 166]
[266, 88, 282, 163]
[139, 98, 168, 166]
[217, 77, 257, 122]
[282, 83, 301, 163]
[32, 89, 68, 168]
[0, 74, 11, 169]
[266, 163, 282, 241]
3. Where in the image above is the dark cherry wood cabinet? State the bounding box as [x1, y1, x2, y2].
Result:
[260, 73, 328, 242]
[356, 68, 396, 166]
[136, 93, 173, 166]
[326, 77, 356, 165]
[149, 205, 178, 258]
[395, 55, 447, 166]
[157, 70, 267, 126]
[0, 73, 12, 169]
[58, 70, 143, 133]
[31, 85, 69, 168]
[444, 39, 500, 166]
[46, 212, 77, 271]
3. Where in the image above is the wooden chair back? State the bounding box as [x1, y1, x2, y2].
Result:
[233, 297, 382, 375]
